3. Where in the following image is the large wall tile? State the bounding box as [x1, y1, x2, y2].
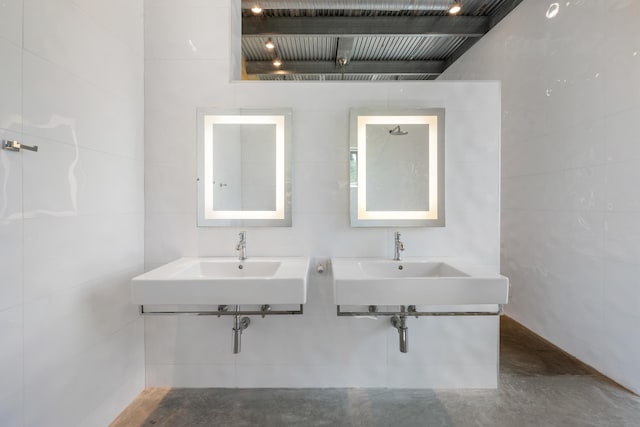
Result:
[144, 316, 236, 365]
[0, 307, 23, 427]
[144, 59, 235, 112]
[23, 268, 142, 377]
[23, 52, 142, 158]
[144, 109, 197, 166]
[23, 0, 140, 97]
[145, 160, 196, 215]
[0, 40, 21, 133]
[604, 108, 640, 163]
[0, 0, 22, 46]
[293, 160, 349, 215]
[22, 136, 143, 217]
[600, 1, 640, 115]
[70, 0, 144, 58]
[0, 217, 22, 311]
[0, 130, 23, 312]
[145, 0, 229, 60]
[24, 320, 144, 427]
[23, 214, 143, 302]
[291, 108, 349, 165]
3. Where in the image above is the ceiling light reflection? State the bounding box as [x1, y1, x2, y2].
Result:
[546, 3, 559, 18]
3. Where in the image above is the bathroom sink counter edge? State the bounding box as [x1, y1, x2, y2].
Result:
[332, 257, 508, 306]
[131, 257, 310, 305]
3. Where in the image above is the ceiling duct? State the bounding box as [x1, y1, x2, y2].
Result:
[241, 0, 453, 11]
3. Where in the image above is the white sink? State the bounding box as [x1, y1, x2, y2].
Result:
[332, 258, 509, 306]
[131, 257, 310, 305]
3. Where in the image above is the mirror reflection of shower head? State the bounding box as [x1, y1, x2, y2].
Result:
[389, 125, 408, 136]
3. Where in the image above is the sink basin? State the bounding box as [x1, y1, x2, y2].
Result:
[332, 258, 509, 305]
[173, 261, 281, 279]
[131, 257, 310, 305]
[358, 261, 468, 278]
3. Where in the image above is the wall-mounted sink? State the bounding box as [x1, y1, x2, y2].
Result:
[131, 257, 310, 305]
[332, 258, 508, 306]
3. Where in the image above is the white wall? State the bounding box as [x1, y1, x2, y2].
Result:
[440, 0, 640, 393]
[144, 0, 502, 388]
[0, 1, 145, 426]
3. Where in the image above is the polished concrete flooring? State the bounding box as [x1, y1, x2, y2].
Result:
[111, 317, 640, 427]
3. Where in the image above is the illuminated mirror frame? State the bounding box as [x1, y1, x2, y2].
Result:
[349, 108, 445, 227]
[197, 108, 292, 227]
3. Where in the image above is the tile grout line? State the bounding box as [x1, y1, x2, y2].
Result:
[21, 0, 26, 424]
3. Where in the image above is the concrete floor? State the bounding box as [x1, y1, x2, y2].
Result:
[111, 317, 640, 427]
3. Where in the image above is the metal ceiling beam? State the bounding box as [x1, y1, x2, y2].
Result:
[243, 16, 490, 37]
[245, 60, 446, 75]
[241, 0, 453, 11]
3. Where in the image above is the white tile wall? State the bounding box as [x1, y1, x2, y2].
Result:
[69, 0, 144, 58]
[22, 52, 143, 159]
[441, 0, 640, 393]
[0, 0, 145, 425]
[0, 0, 23, 47]
[144, 0, 502, 388]
[23, 0, 142, 98]
[24, 321, 144, 427]
[0, 40, 22, 133]
[0, 131, 23, 313]
[0, 307, 23, 427]
[0, 3, 25, 424]
[144, 0, 228, 60]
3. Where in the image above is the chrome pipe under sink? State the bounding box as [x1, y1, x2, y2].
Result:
[391, 305, 409, 353]
[232, 305, 251, 354]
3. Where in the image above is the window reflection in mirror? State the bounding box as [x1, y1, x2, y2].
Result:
[349, 108, 445, 227]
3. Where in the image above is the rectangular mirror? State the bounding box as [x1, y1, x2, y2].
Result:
[197, 108, 292, 227]
[349, 108, 445, 227]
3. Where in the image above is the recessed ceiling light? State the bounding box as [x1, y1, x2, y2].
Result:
[251, 5, 262, 14]
[265, 38, 275, 50]
[273, 58, 282, 67]
[448, 1, 462, 14]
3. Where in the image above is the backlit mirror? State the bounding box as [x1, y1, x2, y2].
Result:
[197, 108, 292, 227]
[349, 108, 445, 227]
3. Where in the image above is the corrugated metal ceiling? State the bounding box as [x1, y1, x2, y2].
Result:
[241, 0, 524, 80]
[351, 36, 468, 61]
[241, 0, 509, 16]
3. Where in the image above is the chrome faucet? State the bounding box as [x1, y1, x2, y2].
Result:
[393, 231, 404, 261]
[236, 231, 247, 261]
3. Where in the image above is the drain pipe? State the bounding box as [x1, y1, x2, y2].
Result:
[232, 305, 251, 354]
[390, 305, 409, 353]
